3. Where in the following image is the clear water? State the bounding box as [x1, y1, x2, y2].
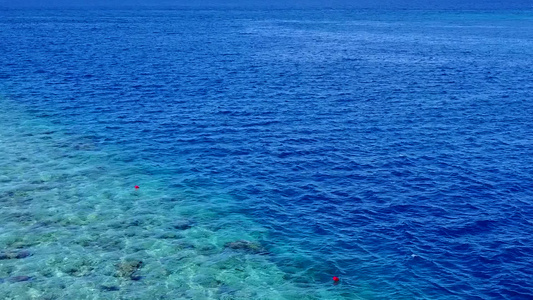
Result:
[0, 7, 533, 299]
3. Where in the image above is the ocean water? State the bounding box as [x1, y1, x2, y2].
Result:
[0, 7, 533, 300]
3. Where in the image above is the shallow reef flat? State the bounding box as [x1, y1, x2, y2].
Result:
[0, 102, 346, 299]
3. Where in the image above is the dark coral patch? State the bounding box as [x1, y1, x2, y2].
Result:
[224, 240, 267, 254]
[172, 219, 194, 230]
[8, 276, 33, 282]
[101, 285, 120, 292]
[0, 250, 31, 260]
[115, 259, 143, 280]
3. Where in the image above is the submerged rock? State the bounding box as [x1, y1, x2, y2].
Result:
[172, 219, 194, 230]
[8, 276, 32, 282]
[196, 275, 222, 288]
[224, 240, 267, 254]
[15, 250, 31, 258]
[100, 285, 120, 292]
[196, 244, 218, 255]
[0, 250, 31, 260]
[130, 274, 143, 281]
[115, 260, 143, 280]
[158, 232, 179, 239]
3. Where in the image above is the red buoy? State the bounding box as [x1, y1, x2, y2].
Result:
[333, 276, 340, 282]
[135, 185, 140, 189]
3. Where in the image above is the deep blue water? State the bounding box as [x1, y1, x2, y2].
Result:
[1, 7, 533, 299]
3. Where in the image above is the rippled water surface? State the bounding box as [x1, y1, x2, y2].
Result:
[1, 8, 533, 299]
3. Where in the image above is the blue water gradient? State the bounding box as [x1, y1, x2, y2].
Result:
[1, 8, 533, 299]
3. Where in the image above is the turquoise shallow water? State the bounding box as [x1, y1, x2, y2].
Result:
[1, 7, 533, 299]
[0, 98, 348, 299]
